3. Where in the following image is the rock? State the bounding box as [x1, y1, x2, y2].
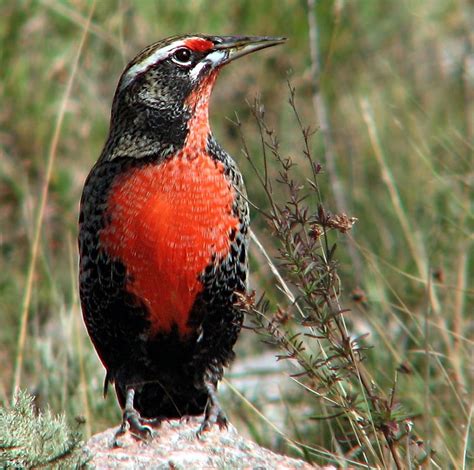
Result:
[84, 417, 334, 469]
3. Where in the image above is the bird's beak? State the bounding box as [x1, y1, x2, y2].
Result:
[212, 36, 286, 66]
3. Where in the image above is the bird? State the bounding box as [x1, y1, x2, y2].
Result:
[78, 34, 285, 439]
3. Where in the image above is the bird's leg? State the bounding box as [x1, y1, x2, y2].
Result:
[197, 380, 228, 436]
[113, 387, 157, 446]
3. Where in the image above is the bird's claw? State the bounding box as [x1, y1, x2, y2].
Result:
[112, 389, 159, 446]
[197, 407, 228, 438]
[113, 415, 154, 446]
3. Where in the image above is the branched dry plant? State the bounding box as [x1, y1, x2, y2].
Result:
[236, 87, 433, 469]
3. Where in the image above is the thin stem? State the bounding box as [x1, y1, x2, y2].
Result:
[306, 0, 364, 284]
[11, 0, 96, 399]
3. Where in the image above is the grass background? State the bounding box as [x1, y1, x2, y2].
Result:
[0, 0, 472, 468]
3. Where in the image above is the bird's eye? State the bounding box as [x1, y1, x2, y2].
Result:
[172, 48, 193, 66]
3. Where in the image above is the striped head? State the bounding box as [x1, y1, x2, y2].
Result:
[101, 34, 286, 161]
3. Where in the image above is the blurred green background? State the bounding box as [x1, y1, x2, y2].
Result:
[0, 0, 472, 467]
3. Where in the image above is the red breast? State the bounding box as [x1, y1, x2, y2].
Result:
[99, 72, 239, 337]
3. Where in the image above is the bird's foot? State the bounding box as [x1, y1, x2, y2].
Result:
[112, 387, 160, 447]
[197, 407, 228, 436]
[197, 380, 228, 437]
[113, 409, 154, 447]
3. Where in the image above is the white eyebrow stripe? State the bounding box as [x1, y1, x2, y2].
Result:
[118, 39, 189, 92]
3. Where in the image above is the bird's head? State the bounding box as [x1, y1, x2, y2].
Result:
[104, 34, 285, 160]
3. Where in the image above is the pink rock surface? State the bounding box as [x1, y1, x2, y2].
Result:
[85, 417, 334, 469]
